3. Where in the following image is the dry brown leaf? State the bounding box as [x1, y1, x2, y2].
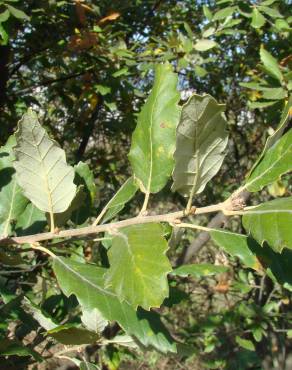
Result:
[99, 12, 121, 24]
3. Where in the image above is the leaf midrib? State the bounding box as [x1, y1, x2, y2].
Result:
[31, 124, 54, 215]
[146, 72, 163, 194]
[55, 256, 117, 298]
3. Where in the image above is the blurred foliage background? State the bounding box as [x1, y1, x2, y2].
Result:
[0, 0, 291, 369]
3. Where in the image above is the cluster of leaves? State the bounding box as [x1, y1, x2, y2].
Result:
[0, 0, 291, 369]
[0, 59, 291, 368]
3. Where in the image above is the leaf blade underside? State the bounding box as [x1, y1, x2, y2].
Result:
[13, 109, 76, 214]
[172, 94, 228, 203]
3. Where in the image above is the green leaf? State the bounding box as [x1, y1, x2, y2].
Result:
[15, 203, 46, 236]
[53, 257, 176, 352]
[248, 100, 277, 109]
[260, 47, 283, 82]
[213, 6, 237, 21]
[194, 39, 217, 51]
[14, 110, 77, 215]
[248, 240, 292, 286]
[53, 186, 86, 227]
[261, 87, 287, 100]
[74, 161, 96, 204]
[212, 229, 292, 285]
[6, 4, 30, 20]
[105, 223, 171, 310]
[240, 82, 270, 90]
[249, 96, 291, 173]
[251, 8, 266, 29]
[245, 128, 292, 192]
[258, 5, 283, 19]
[128, 63, 180, 195]
[261, 0, 277, 5]
[47, 324, 100, 345]
[203, 5, 213, 21]
[72, 162, 96, 224]
[81, 308, 108, 333]
[0, 23, 8, 45]
[275, 19, 290, 31]
[242, 197, 292, 252]
[0, 339, 42, 361]
[171, 94, 228, 207]
[171, 263, 229, 278]
[210, 230, 260, 270]
[202, 27, 216, 38]
[22, 297, 57, 331]
[0, 136, 28, 237]
[235, 336, 255, 351]
[0, 9, 10, 23]
[101, 177, 138, 223]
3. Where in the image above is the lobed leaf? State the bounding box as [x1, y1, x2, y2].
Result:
[81, 308, 108, 333]
[13, 109, 76, 214]
[105, 223, 171, 310]
[128, 63, 180, 195]
[171, 94, 228, 203]
[242, 197, 292, 252]
[53, 257, 176, 353]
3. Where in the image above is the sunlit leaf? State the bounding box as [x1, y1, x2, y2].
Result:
[245, 128, 292, 192]
[15, 203, 46, 236]
[172, 94, 228, 205]
[260, 47, 283, 82]
[101, 177, 138, 223]
[235, 336, 255, 351]
[251, 8, 266, 29]
[53, 186, 86, 227]
[14, 110, 76, 215]
[194, 39, 217, 51]
[128, 63, 180, 195]
[203, 5, 213, 21]
[53, 257, 176, 352]
[248, 100, 277, 109]
[213, 6, 237, 21]
[105, 223, 171, 310]
[261, 87, 287, 100]
[0, 136, 28, 237]
[258, 5, 283, 19]
[22, 297, 57, 331]
[74, 161, 96, 204]
[81, 308, 108, 333]
[242, 197, 292, 252]
[249, 96, 291, 174]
